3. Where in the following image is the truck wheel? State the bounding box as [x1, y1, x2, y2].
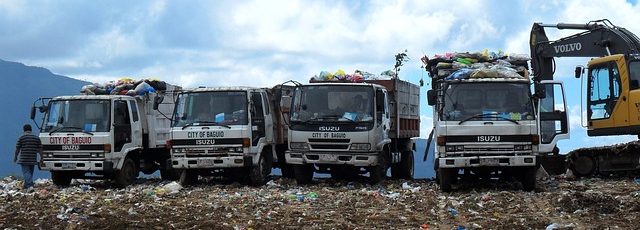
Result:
[247, 154, 271, 186]
[572, 154, 596, 177]
[369, 156, 388, 184]
[280, 164, 295, 178]
[391, 151, 414, 179]
[51, 172, 72, 187]
[521, 167, 537, 192]
[438, 168, 455, 192]
[178, 170, 198, 186]
[293, 165, 314, 184]
[160, 168, 180, 181]
[115, 158, 138, 187]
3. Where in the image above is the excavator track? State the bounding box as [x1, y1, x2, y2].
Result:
[566, 140, 640, 177]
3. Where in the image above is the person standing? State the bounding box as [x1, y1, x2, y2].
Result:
[14, 124, 41, 189]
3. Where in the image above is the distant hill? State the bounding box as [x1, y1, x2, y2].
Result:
[0, 59, 89, 178]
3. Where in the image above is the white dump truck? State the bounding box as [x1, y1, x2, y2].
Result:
[31, 80, 180, 187]
[285, 77, 420, 184]
[425, 53, 569, 191]
[168, 85, 293, 186]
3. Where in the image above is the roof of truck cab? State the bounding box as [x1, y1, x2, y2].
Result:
[52, 95, 137, 100]
[305, 82, 382, 88]
[445, 78, 530, 83]
[184, 86, 263, 92]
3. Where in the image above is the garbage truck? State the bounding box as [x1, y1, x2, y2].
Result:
[424, 52, 569, 192]
[285, 73, 420, 184]
[168, 85, 293, 186]
[30, 79, 181, 187]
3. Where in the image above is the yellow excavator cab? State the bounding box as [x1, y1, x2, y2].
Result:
[585, 54, 637, 136]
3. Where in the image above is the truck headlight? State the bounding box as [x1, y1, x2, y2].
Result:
[455, 146, 464, 151]
[91, 153, 98, 158]
[228, 147, 244, 153]
[350, 143, 371, 151]
[514, 145, 531, 151]
[290, 142, 309, 150]
[445, 146, 455, 151]
[173, 148, 185, 154]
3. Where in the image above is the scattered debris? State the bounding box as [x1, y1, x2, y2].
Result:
[0, 176, 639, 228]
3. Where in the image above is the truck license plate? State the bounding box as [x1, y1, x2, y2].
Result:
[481, 158, 500, 166]
[197, 159, 216, 167]
[61, 163, 76, 169]
[319, 154, 337, 162]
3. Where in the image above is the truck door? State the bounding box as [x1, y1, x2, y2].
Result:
[538, 80, 570, 153]
[129, 100, 142, 147]
[261, 92, 274, 143]
[251, 92, 266, 146]
[113, 100, 132, 152]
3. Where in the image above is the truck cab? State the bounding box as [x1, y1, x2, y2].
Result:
[33, 87, 178, 187]
[169, 86, 291, 186]
[286, 79, 419, 184]
[428, 77, 568, 191]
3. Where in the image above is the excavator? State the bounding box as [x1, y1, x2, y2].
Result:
[530, 19, 640, 177]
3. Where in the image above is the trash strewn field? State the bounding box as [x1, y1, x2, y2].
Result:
[1, 175, 639, 229]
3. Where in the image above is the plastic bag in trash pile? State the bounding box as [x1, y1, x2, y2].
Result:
[310, 69, 394, 82]
[425, 49, 530, 80]
[81, 78, 168, 95]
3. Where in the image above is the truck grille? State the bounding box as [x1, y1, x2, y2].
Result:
[308, 139, 351, 150]
[52, 154, 93, 158]
[310, 144, 350, 150]
[464, 147, 515, 152]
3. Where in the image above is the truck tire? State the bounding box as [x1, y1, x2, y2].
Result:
[115, 158, 138, 187]
[391, 151, 414, 179]
[438, 168, 455, 192]
[247, 154, 271, 186]
[280, 164, 295, 178]
[293, 165, 314, 184]
[521, 167, 537, 192]
[369, 156, 388, 184]
[51, 172, 72, 187]
[178, 170, 198, 186]
[160, 168, 180, 181]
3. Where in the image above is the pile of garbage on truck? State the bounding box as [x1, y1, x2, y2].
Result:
[80, 78, 168, 96]
[422, 49, 531, 81]
[310, 69, 398, 82]
[2, 175, 640, 229]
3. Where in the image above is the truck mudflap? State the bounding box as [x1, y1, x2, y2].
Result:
[41, 160, 114, 172]
[172, 156, 253, 169]
[285, 151, 379, 166]
[438, 155, 536, 168]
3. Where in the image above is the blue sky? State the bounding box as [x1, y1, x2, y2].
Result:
[1, 0, 640, 153]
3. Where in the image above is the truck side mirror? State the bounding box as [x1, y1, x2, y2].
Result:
[427, 90, 436, 106]
[30, 106, 36, 120]
[574, 66, 584, 78]
[153, 95, 163, 110]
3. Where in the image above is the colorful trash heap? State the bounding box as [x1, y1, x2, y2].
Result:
[310, 69, 397, 82]
[422, 49, 531, 81]
[80, 78, 168, 96]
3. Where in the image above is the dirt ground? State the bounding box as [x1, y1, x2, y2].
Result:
[1, 175, 639, 229]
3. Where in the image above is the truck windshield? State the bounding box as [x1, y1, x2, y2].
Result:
[443, 83, 534, 121]
[173, 91, 248, 127]
[43, 100, 111, 132]
[291, 85, 374, 122]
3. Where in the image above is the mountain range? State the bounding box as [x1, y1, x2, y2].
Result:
[0, 59, 88, 178]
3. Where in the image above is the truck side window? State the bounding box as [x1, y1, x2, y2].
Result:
[251, 92, 264, 119]
[262, 92, 270, 115]
[129, 101, 139, 122]
[630, 61, 640, 90]
[588, 62, 621, 120]
[376, 89, 385, 122]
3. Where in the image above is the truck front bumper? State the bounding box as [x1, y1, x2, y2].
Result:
[438, 155, 536, 168]
[41, 160, 114, 172]
[285, 151, 378, 166]
[171, 156, 253, 169]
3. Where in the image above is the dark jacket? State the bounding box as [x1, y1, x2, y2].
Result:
[15, 131, 41, 165]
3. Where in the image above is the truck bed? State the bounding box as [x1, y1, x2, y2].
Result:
[365, 79, 420, 138]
